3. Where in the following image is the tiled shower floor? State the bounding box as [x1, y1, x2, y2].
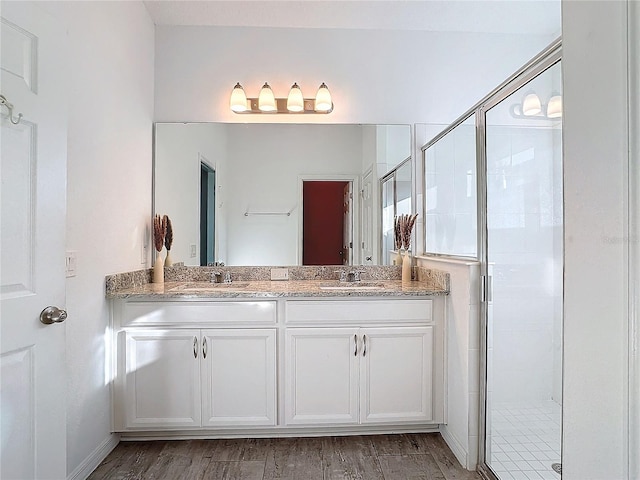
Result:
[489, 401, 562, 480]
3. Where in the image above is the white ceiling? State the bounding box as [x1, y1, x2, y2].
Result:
[143, 0, 561, 36]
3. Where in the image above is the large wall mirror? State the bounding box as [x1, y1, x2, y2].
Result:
[154, 123, 410, 266]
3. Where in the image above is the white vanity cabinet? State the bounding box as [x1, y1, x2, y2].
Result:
[113, 300, 277, 431]
[125, 329, 202, 429]
[359, 326, 433, 423]
[200, 329, 276, 427]
[111, 295, 444, 435]
[284, 328, 360, 425]
[284, 299, 442, 427]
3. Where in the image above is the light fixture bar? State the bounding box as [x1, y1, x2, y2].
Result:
[235, 97, 333, 114]
[230, 82, 333, 114]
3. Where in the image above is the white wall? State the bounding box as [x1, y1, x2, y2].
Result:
[562, 1, 629, 479]
[376, 125, 412, 176]
[37, 2, 154, 477]
[154, 26, 555, 125]
[417, 257, 481, 470]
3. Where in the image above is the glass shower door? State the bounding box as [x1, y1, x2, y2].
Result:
[483, 61, 563, 480]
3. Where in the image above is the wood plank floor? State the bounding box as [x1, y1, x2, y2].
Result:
[88, 433, 482, 480]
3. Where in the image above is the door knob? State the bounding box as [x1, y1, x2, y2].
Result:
[40, 306, 67, 325]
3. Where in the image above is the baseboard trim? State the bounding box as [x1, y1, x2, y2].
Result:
[67, 433, 120, 480]
[439, 425, 468, 470]
[118, 425, 440, 441]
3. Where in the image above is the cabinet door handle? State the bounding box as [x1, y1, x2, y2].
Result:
[203, 337, 208, 359]
[193, 336, 198, 358]
[362, 334, 367, 357]
[354, 334, 358, 356]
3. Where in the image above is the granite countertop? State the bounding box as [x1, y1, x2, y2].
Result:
[107, 279, 449, 299]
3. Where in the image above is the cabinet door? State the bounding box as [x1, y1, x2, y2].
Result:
[125, 329, 201, 428]
[285, 328, 359, 425]
[360, 326, 434, 424]
[201, 329, 276, 427]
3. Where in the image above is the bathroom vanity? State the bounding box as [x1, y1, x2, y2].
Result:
[107, 270, 448, 438]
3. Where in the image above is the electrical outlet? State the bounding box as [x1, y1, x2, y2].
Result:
[65, 251, 77, 278]
[141, 223, 150, 265]
[190, 244, 197, 258]
[141, 235, 148, 265]
[270, 268, 289, 281]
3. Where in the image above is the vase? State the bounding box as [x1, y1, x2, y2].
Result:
[153, 251, 164, 283]
[402, 250, 412, 283]
[165, 250, 173, 267]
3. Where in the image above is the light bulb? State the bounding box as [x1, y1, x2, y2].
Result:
[258, 82, 276, 112]
[229, 83, 247, 112]
[522, 91, 542, 116]
[287, 83, 304, 112]
[547, 94, 562, 118]
[314, 82, 332, 112]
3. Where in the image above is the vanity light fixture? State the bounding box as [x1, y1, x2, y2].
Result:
[229, 82, 333, 114]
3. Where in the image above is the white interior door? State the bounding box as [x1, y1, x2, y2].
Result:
[0, 3, 67, 479]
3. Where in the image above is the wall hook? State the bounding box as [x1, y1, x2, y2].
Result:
[0, 94, 23, 125]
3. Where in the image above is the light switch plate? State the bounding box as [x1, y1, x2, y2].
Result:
[190, 244, 197, 257]
[270, 268, 289, 281]
[65, 251, 77, 278]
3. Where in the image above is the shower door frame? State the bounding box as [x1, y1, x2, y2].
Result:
[476, 44, 563, 480]
[421, 38, 563, 480]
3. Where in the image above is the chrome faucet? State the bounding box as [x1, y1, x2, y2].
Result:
[335, 270, 348, 282]
[351, 270, 366, 282]
[336, 269, 366, 282]
[223, 272, 232, 284]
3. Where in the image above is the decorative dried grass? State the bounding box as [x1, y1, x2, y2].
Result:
[394, 213, 418, 251]
[163, 215, 173, 251]
[153, 214, 166, 252]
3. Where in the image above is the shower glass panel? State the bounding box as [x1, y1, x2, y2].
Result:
[396, 160, 412, 218]
[484, 61, 563, 480]
[381, 158, 413, 265]
[424, 115, 477, 257]
[381, 174, 395, 265]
